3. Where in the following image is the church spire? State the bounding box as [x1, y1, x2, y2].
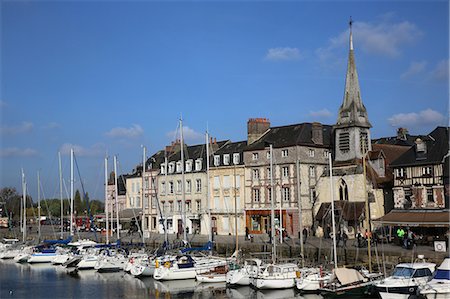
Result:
[336, 17, 371, 129]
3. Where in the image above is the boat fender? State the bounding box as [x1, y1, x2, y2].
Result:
[164, 261, 171, 268]
[155, 260, 159, 268]
[296, 271, 301, 278]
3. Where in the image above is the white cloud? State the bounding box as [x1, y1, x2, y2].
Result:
[400, 61, 427, 79]
[388, 109, 446, 127]
[167, 126, 204, 144]
[265, 47, 302, 61]
[308, 109, 333, 118]
[105, 124, 143, 139]
[60, 143, 106, 157]
[42, 122, 61, 130]
[0, 147, 38, 157]
[0, 122, 33, 135]
[430, 59, 449, 81]
[316, 18, 422, 64]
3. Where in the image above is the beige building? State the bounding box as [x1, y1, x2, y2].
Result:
[208, 141, 247, 236]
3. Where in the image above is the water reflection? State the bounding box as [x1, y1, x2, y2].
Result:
[0, 260, 325, 299]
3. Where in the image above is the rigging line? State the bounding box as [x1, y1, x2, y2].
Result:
[117, 160, 144, 244]
[91, 158, 104, 200]
[73, 153, 98, 242]
[39, 179, 58, 239]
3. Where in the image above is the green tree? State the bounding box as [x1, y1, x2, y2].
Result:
[74, 190, 83, 216]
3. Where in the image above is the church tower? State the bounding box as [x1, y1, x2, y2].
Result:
[334, 18, 372, 162]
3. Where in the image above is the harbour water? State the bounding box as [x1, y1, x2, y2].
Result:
[0, 260, 324, 299]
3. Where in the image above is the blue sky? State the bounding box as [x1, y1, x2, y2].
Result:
[1, 1, 448, 202]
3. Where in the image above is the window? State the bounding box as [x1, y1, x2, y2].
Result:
[196, 179, 202, 192]
[310, 188, 317, 203]
[267, 187, 272, 202]
[161, 201, 166, 212]
[169, 201, 174, 212]
[427, 188, 434, 202]
[169, 181, 174, 194]
[168, 162, 175, 173]
[195, 159, 202, 171]
[339, 180, 349, 201]
[214, 155, 220, 166]
[309, 166, 316, 178]
[395, 168, 406, 178]
[196, 200, 201, 211]
[176, 180, 182, 193]
[223, 176, 230, 189]
[161, 182, 166, 195]
[132, 182, 135, 193]
[252, 169, 260, 180]
[282, 166, 289, 178]
[235, 175, 240, 189]
[186, 180, 191, 193]
[360, 131, 369, 153]
[233, 153, 240, 165]
[323, 150, 329, 158]
[186, 201, 191, 212]
[213, 176, 220, 190]
[176, 161, 182, 173]
[282, 149, 288, 157]
[266, 151, 271, 159]
[422, 166, 432, 176]
[177, 201, 182, 212]
[267, 167, 271, 179]
[339, 131, 350, 152]
[161, 164, 166, 174]
[186, 160, 193, 172]
[144, 177, 149, 190]
[309, 149, 315, 157]
[282, 187, 290, 201]
[252, 189, 260, 202]
[223, 154, 230, 165]
[252, 153, 259, 160]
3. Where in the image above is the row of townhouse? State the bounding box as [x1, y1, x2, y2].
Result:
[105, 21, 449, 239]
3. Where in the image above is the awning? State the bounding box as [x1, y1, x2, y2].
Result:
[373, 209, 450, 227]
[315, 201, 365, 222]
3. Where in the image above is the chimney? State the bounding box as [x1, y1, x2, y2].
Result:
[311, 122, 323, 145]
[165, 140, 181, 154]
[247, 118, 270, 145]
[397, 127, 409, 140]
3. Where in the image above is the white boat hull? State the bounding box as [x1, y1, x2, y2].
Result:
[254, 277, 295, 289]
[77, 257, 98, 270]
[14, 252, 30, 263]
[28, 253, 57, 263]
[130, 263, 154, 277]
[196, 273, 226, 283]
[226, 269, 250, 286]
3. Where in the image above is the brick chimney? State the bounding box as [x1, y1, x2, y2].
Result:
[396, 127, 409, 140]
[247, 118, 270, 145]
[165, 140, 181, 155]
[311, 122, 323, 145]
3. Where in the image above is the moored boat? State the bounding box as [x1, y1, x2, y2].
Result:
[420, 257, 450, 299]
[252, 263, 299, 290]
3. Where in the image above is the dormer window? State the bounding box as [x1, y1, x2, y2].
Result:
[176, 161, 182, 173]
[195, 159, 202, 171]
[160, 164, 167, 174]
[422, 166, 432, 177]
[168, 162, 175, 174]
[186, 160, 193, 172]
[282, 149, 288, 157]
[309, 149, 315, 158]
[252, 153, 259, 161]
[266, 151, 271, 159]
[214, 155, 220, 166]
[233, 153, 240, 165]
[223, 154, 230, 165]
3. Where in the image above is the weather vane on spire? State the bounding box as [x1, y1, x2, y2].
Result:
[349, 16, 353, 29]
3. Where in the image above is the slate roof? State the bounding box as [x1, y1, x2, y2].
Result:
[245, 122, 333, 151]
[390, 127, 449, 167]
[210, 140, 247, 166]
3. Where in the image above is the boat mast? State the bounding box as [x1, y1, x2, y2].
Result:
[164, 154, 168, 243]
[270, 144, 276, 263]
[70, 148, 74, 236]
[37, 171, 41, 242]
[296, 159, 304, 267]
[21, 169, 26, 243]
[180, 117, 187, 242]
[141, 145, 146, 245]
[104, 156, 109, 244]
[59, 152, 64, 239]
[234, 161, 238, 255]
[114, 155, 120, 241]
[363, 147, 372, 272]
[329, 154, 338, 269]
[206, 130, 212, 249]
